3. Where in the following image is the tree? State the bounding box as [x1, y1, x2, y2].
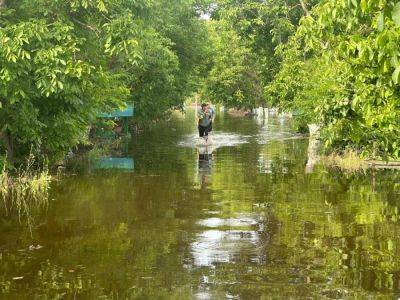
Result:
[131, 0, 211, 121]
[268, 0, 400, 158]
[202, 0, 320, 109]
[0, 0, 211, 164]
[202, 21, 263, 108]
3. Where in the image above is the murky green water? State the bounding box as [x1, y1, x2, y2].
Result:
[1, 110, 400, 299]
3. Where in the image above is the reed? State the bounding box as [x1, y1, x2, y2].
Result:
[0, 154, 52, 233]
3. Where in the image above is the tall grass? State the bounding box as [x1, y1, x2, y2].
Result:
[324, 149, 367, 172]
[0, 154, 52, 233]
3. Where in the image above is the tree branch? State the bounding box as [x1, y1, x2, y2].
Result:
[71, 17, 100, 37]
[299, 0, 310, 16]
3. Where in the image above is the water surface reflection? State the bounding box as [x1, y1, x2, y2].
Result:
[192, 215, 261, 267]
[1, 110, 400, 299]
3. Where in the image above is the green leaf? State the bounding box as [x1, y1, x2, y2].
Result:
[360, 0, 367, 12]
[377, 11, 384, 31]
[392, 66, 400, 83]
[392, 2, 400, 26]
[390, 54, 398, 67]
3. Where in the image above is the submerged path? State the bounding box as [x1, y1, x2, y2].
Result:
[1, 110, 400, 298]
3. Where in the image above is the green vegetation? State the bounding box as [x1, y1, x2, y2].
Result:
[324, 149, 368, 172]
[201, 0, 400, 159]
[202, 22, 263, 109]
[0, 154, 51, 232]
[1, 0, 399, 163]
[1, 2, 400, 296]
[0, 0, 210, 165]
[202, 0, 319, 109]
[267, 0, 400, 158]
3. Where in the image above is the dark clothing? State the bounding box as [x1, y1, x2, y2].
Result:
[198, 108, 215, 127]
[198, 124, 212, 137]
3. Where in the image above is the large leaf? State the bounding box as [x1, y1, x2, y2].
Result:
[392, 2, 400, 26]
[377, 11, 384, 31]
[392, 66, 400, 83]
[360, 0, 367, 12]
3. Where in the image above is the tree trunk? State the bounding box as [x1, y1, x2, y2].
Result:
[299, 0, 310, 16]
[0, 0, 6, 9]
[0, 129, 14, 165]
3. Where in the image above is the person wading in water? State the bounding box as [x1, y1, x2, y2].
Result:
[197, 103, 215, 142]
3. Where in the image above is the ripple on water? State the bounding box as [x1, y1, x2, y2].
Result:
[191, 229, 261, 266]
[197, 216, 258, 228]
[256, 124, 304, 144]
[191, 215, 262, 267]
[177, 132, 250, 150]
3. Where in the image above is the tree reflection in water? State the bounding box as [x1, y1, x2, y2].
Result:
[1, 111, 400, 298]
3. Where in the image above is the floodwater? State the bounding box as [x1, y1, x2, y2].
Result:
[1, 110, 400, 299]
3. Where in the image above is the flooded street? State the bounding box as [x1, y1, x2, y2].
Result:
[1, 110, 400, 299]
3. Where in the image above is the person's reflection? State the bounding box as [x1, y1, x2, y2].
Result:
[197, 145, 215, 188]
